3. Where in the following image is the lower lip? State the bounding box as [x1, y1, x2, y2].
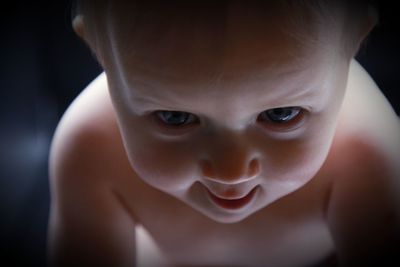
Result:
[206, 187, 258, 210]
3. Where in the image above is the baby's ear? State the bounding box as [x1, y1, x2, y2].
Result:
[359, 5, 379, 41]
[72, 14, 86, 40]
[72, 15, 105, 68]
[348, 4, 379, 57]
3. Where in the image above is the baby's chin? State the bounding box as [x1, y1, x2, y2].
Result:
[192, 203, 261, 224]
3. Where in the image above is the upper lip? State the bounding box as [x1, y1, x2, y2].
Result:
[201, 177, 259, 199]
[205, 186, 254, 200]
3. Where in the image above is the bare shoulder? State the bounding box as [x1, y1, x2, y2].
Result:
[331, 59, 400, 187]
[49, 72, 126, 186]
[48, 73, 137, 267]
[325, 59, 400, 265]
[338, 59, 400, 165]
[332, 58, 400, 207]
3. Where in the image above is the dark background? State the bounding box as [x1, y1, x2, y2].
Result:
[0, 1, 398, 266]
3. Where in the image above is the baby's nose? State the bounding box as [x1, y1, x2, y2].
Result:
[200, 149, 261, 184]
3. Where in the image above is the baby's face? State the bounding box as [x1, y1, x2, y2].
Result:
[100, 2, 351, 223]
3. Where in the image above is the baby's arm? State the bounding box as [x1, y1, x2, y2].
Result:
[47, 80, 136, 267]
[326, 61, 400, 266]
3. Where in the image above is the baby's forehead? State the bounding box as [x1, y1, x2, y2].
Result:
[107, 1, 332, 42]
[104, 1, 340, 79]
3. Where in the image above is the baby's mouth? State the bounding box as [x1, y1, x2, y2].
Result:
[206, 187, 258, 210]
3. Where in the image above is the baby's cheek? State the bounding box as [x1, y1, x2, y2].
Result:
[262, 138, 329, 184]
[127, 139, 199, 191]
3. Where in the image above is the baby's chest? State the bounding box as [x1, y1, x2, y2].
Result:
[137, 206, 334, 267]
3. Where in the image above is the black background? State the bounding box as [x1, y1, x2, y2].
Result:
[0, 1, 398, 266]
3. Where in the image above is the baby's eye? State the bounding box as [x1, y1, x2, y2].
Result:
[258, 107, 306, 130]
[261, 107, 301, 123]
[155, 110, 198, 127]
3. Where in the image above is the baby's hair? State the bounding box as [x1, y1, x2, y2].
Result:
[72, 0, 378, 61]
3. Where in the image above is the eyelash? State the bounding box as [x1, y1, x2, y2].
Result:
[257, 107, 306, 131]
[153, 107, 306, 131]
[154, 110, 199, 129]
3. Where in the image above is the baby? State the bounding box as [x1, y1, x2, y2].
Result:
[47, 1, 400, 266]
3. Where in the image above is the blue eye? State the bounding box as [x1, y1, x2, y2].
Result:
[155, 110, 198, 126]
[259, 107, 302, 123]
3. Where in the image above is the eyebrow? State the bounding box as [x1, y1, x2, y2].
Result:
[128, 77, 321, 117]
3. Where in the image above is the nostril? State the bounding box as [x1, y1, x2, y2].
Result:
[248, 158, 261, 178]
[201, 160, 215, 179]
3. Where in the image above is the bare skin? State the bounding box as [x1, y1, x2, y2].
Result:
[48, 2, 400, 267]
[48, 60, 399, 267]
